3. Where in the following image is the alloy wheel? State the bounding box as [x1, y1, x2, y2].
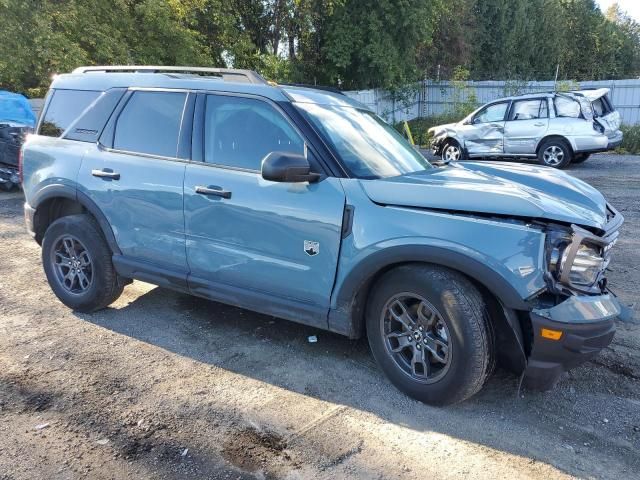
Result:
[380, 293, 452, 384]
[51, 235, 93, 294]
[543, 145, 565, 166]
[443, 144, 461, 162]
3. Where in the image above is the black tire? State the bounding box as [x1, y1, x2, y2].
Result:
[366, 264, 494, 405]
[572, 153, 591, 164]
[537, 138, 572, 168]
[0, 181, 14, 191]
[42, 214, 124, 312]
[441, 140, 464, 162]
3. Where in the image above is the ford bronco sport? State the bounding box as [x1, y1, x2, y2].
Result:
[22, 66, 624, 405]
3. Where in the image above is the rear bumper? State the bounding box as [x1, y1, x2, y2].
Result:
[573, 130, 623, 154]
[523, 294, 620, 390]
[24, 201, 36, 237]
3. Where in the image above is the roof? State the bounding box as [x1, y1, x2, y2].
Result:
[49, 66, 369, 109]
[486, 88, 609, 104]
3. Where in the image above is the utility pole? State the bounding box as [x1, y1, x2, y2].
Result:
[554, 64, 560, 91]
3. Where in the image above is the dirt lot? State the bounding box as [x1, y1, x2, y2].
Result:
[1, 154, 639, 480]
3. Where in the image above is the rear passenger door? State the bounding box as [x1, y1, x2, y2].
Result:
[503, 98, 549, 154]
[77, 89, 191, 282]
[183, 93, 346, 326]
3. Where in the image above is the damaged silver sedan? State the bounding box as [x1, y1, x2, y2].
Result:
[429, 89, 622, 168]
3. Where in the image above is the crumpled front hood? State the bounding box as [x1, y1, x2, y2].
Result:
[428, 122, 458, 135]
[360, 162, 608, 229]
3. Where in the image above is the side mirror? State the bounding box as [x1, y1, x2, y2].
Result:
[261, 151, 321, 183]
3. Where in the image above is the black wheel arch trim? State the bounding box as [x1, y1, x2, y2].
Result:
[328, 244, 531, 338]
[30, 184, 121, 255]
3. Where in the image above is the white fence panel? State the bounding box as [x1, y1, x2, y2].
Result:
[344, 79, 640, 124]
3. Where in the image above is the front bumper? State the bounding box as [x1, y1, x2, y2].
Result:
[430, 137, 445, 156]
[523, 294, 620, 390]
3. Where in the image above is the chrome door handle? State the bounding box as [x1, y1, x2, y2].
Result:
[195, 185, 232, 199]
[534, 122, 545, 127]
[91, 169, 120, 180]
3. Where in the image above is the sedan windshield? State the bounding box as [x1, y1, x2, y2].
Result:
[296, 103, 431, 179]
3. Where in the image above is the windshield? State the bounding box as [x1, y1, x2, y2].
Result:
[295, 103, 431, 179]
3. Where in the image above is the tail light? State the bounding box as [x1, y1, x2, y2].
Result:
[593, 121, 605, 134]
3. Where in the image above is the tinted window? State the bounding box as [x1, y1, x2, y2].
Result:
[65, 89, 126, 143]
[510, 99, 548, 121]
[204, 95, 304, 170]
[474, 103, 508, 123]
[39, 89, 100, 137]
[114, 91, 186, 157]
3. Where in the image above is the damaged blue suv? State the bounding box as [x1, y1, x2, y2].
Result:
[22, 66, 624, 405]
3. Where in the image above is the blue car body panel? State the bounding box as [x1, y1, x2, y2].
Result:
[183, 163, 346, 320]
[76, 144, 188, 273]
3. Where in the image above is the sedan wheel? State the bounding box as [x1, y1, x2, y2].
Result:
[537, 139, 572, 168]
[542, 145, 565, 166]
[442, 143, 462, 162]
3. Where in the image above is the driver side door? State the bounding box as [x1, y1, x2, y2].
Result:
[463, 101, 509, 156]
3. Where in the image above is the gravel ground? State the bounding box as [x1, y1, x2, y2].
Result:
[0, 154, 639, 480]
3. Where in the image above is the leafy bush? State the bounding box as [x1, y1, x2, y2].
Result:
[617, 124, 640, 155]
[396, 114, 463, 147]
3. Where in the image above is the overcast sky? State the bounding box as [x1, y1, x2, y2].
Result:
[597, 0, 640, 21]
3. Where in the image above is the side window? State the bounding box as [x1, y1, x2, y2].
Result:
[204, 95, 304, 170]
[509, 99, 548, 121]
[474, 103, 508, 124]
[113, 91, 187, 157]
[554, 96, 581, 118]
[39, 89, 101, 137]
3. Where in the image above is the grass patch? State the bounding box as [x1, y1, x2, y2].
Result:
[616, 124, 640, 155]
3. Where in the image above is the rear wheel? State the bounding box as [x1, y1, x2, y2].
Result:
[572, 153, 591, 164]
[537, 138, 572, 168]
[366, 265, 494, 405]
[42, 214, 124, 312]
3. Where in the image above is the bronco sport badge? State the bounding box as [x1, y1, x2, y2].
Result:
[304, 240, 319, 256]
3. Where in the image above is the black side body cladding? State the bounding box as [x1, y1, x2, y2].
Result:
[328, 244, 531, 338]
[29, 185, 122, 255]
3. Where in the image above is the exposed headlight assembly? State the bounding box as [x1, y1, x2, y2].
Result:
[545, 224, 617, 294]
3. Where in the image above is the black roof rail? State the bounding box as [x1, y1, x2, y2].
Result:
[71, 66, 269, 85]
[279, 83, 345, 95]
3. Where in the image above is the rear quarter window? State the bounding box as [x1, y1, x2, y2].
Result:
[39, 89, 101, 137]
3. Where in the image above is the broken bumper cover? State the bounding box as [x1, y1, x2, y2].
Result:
[523, 294, 620, 390]
[430, 137, 445, 155]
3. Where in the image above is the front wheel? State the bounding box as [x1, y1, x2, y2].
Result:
[537, 139, 572, 168]
[442, 141, 463, 163]
[366, 265, 494, 405]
